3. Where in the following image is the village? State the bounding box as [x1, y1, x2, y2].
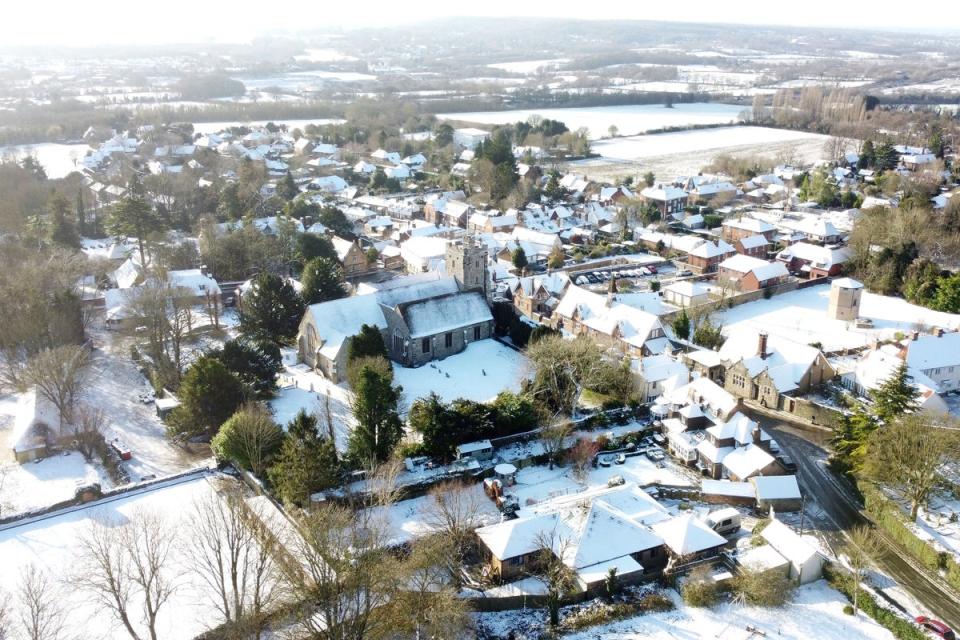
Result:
[1, 14, 960, 640]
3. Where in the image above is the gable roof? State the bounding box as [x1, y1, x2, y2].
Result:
[761, 519, 820, 566]
[403, 292, 493, 339]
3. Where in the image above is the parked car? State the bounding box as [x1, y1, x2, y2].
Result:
[646, 449, 665, 462]
[110, 440, 132, 461]
[915, 617, 955, 640]
[777, 453, 797, 472]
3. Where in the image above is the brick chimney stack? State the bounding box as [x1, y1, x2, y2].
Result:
[758, 331, 768, 359]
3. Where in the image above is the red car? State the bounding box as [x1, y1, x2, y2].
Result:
[916, 616, 955, 640]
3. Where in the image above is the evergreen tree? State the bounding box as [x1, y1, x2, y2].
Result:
[859, 140, 875, 169]
[409, 393, 456, 460]
[48, 192, 80, 248]
[268, 410, 340, 506]
[208, 338, 282, 399]
[932, 273, 960, 313]
[347, 324, 388, 362]
[672, 308, 691, 341]
[296, 232, 338, 267]
[239, 272, 306, 344]
[301, 257, 347, 305]
[869, 361, 920, 422]
[76, 187, 86, 236]
[278, 171, 299, 200]
[166, 356, 245, 442]
[831, 406, 879, 474]
[108, 175, 162, 266]
[693, 317, 724, 350]
[347, 364, 403, 466]
[317, 206, 353, 237]
[511, 247, 528, 273]
[211, 403, 283, 475]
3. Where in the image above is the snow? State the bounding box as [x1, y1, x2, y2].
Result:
[478, 581, 893, 640]
[438, 103, 745, 139]
[0, 473, 245, 640]
[0, 451, 110, 516]
[404, 292, 492, 339]
[391, 340, 527, 408]
[270, 354, 355, 453]
[717, 283, 960, 351]
[0, 142, 92, 179]
[752, 475, 801, 501]
[588, 126, 831, 160]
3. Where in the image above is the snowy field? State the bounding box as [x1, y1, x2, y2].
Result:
[716, 283, 960, 351]
[0, 142, 92, 179]
[487, 59, 570, 73]
[477, 582, 894, 639]
[588, 126, 831, 161]
[0, 473, 242, 640]
[438, 103, 744, 139]
[392, 340, 528, 409]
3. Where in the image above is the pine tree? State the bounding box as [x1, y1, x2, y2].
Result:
[831, 406, 879, 474]
[301, 257, 347, 305]
[348, 364, 403, 467]
[672, 308, 691, 341]
[239, 272, 306, 345]
[208, 338, 282, 399]
[278, 171, 299, 200]
[108, 175, 162, 266]
[166, 357, 245, 442]
[268, 410, 339, 506]
[869, 361, 920, 422]
[511, 247, 528, 273]
[76, 187, 86, 236]
[347, 324, 388, 362]
[49, 192, 80, 248]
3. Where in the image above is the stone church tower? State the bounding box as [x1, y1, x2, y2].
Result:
[446, 234, 489, 299]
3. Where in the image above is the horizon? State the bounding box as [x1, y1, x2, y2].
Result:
[3, 1, 960, 49]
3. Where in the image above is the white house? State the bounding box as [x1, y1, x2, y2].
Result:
[905, 331, 960, 393]
[760, 519, 825, 584]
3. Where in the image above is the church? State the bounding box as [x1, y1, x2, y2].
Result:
[296, 236, 494, 383]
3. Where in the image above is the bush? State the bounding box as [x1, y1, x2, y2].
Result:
[732, 568, 795, 607]
[681, 565, 721, 607]
[843, 604, 855, 615]
[825, 565, 927, 640]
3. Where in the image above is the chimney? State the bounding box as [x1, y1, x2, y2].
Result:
[758, 331, 768, 359]
[911, 330, 920, 341]
[934, 327, 944, 338]
[605, 276, 617, 307]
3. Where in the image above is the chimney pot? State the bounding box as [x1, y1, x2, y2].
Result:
[758, 331, 768, 359]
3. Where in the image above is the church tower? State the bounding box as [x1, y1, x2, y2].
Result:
[446, 234, 489, 299]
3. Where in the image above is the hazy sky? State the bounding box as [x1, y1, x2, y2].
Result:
[5, 0, 960, 47]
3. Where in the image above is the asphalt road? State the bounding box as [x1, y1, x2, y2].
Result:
[752, 415, 960, 632]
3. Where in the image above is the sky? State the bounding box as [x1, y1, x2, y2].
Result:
[4, 0, 960, 47]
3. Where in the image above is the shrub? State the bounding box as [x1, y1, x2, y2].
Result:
[681, 565, 721, 607]
[732, 568, 795, 606]
[843, 604, 855, 615]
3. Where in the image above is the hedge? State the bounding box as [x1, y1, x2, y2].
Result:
[824, 565, 927, 640]
[859, 483, 960, 592]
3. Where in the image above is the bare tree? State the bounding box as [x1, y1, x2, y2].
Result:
[865, 413, 960, 519]
[0, 587, 12, 640]
[422, 480, 485, 570]
[278, 504, 400, 640]
[366, 455, 405, 508]
[539, 419, 572, 470]
[74, 510, 178, 640]
[388, 534, 472, 640]
[184, 482, 280, 638]
[17, 565, 67, 640]
[568, 437, 600, 484]
[533, 529, 576, 628]
[73, 404, 107, 461]
[845, 525, 881, 616]
[24, 344, 92, 430]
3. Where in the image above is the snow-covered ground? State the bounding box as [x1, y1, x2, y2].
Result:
[476, 582, 894, 640]
[191, 118, 346, 135]
[914, 494, 960, 562]
[392, 340, 528, 409]
[588, 126, 830, 161]
[0, 450, 109, 516]
[717, 283, 960, 351]
[438, 103, 745, 139]
[0, 142, 93, 179]
[271, 350, 356, 453]
[0, 473, 245, 640]
[86, 334, 208, 480]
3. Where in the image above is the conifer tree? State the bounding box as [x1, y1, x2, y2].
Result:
[869, 361, 919, 422]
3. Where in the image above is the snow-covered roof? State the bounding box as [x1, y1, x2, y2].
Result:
[722, 444, 775, 479]
[305, 295, 388, 360]
[739, 234, 769, 250]
[777, 243, 850, 269]
[641, 185, 687, 202]
[651, 514, 726, 556]
[751, 475, 801, 501]
[722, 217, 775, 233]
[906, 332, 960, 372]
[706, 412, 758, 445]
[637, 354, 689, 385]
[12, 388, 61, 453]
[476, 512, 561, 560]
[701, 479, 755, 498]
[689, 240, 735, 259]
[686, 349, 723, 368]
[660, 376, 738, 419]
[738, 544, 790, 573]
[113, 257, 142, 289]
[167, 269, 220, 296]
[832, 277, 863, 289]
[555, 284, 663, 349]
[404, 292, 492, 339]
[761, 519, 820, 566]
[719, 254, 789, 282]
[663, 280, 712, 297]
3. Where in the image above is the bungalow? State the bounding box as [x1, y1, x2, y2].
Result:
[776, 242, 850, 278]
[650, 514, 727, 566]
[11, 388, 66, 463]
[717, 255, 789, 292]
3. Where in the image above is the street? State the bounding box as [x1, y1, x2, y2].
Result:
[752, 415, 960, 632]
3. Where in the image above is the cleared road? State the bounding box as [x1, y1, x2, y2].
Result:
[753, 415, 960, 631]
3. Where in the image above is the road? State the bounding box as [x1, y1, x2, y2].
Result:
[753, 415, 960, 631]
